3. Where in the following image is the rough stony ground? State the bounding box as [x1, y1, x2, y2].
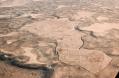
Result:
[0, 0, 119, 78]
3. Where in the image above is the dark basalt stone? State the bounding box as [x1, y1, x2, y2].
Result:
[115, 72, 119, 78]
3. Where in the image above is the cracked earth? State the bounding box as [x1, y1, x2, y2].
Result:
[0, 0, 119, 78]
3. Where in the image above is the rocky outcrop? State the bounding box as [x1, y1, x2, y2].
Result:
[0, 17, 32, 35]
[0, 31, 58, 68]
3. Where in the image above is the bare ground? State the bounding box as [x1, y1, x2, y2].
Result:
[0, 0, 119, 78]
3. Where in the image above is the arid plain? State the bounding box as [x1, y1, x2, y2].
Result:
[0, 0, 119, 78]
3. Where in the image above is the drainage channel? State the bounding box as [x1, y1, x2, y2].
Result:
[0, 52, 55, 78]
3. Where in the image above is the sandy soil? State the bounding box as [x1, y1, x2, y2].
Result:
[0, 0, 119, 78]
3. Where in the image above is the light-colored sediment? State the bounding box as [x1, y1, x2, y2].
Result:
[79, 49, 111, 73]
[0, 0, 119, 78]
[80, 23, 119, 36]
[21, 18, 85, 66]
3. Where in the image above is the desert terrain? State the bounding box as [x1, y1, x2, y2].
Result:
[0, 0, 119, 78]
